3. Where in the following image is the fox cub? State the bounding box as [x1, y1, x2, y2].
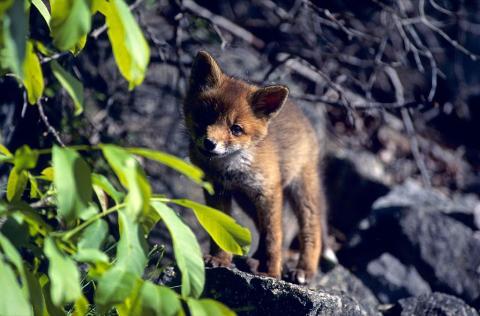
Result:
[184, 51, 329, 284]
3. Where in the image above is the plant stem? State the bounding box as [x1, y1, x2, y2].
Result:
[62, 203, 125, 241]
[36, 144, 101, 155]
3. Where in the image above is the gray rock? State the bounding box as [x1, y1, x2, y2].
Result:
[339, 181, 480, 307]
[363, 253, 431, 303]
[373, 180, 480, 229]
[311, 265, 379, 315]
[395, 208, 480, 305]
[204, 267, 379, 316]
[389, 292, 478, 316]
[324, 149, 390, 235]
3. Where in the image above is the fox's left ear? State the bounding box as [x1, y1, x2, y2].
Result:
[250, 85, 289, 118]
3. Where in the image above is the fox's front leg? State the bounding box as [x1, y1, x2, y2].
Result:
[203, 186, 233, 267]
[253, 185, 283, 279]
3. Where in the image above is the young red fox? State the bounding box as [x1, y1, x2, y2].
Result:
[184, 51, 330, 284]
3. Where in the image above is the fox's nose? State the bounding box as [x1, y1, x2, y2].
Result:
[203, 138, 216, 151]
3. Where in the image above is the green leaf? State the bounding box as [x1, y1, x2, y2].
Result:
[102, 0, 150, 89]
[44, 237, 82, 307]
[73, 294, 89, 316]
[28, 173, 42, 199]
[31, 0, 51, 27]
[0, 0, 28, 77]
[101, 144, 151, 220]
[70, 34, 87, 55]
[25, 269, 47, 316]
[96, 268, 138, 311]
[187, 298, 235, 316]
[6, 201, 52, 236]
[91, 173, 124, 204]
[7, 166, 28, 202]
[41, 166, 54, 181]
[0, 144, 12, 156]
[0, 259, 33, 316]
[51, 60, 84, 115]
[95, 211, 147, 310]
[0, 0, 14, 16]
[41, 279, 65, 316]
[77, 218, 108, 250]
[151, 201, 204, 298]
[13, 145, 39, 170]
[22, 40, 44, 104]
[127, 147, 213, 194]
[0, 233, 29, 298]
[130, 281, 182, 316]
[52, 146, 93, 225]
[50, 0, 91, 51]
[73, 248, 109, 265]
[170, 199, 251, 256]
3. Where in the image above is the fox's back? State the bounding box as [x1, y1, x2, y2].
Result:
[254, 101, 319, 187]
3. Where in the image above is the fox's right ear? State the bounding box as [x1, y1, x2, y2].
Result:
[188, 51, 223, 94]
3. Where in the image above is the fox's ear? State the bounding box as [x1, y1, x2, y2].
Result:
[250, 85, 289, 118]
[188, 51, 223, 94]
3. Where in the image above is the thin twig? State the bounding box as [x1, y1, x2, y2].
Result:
[37, 99, 66, 147]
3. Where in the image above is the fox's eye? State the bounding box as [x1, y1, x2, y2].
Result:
[230, 124, 243, 136]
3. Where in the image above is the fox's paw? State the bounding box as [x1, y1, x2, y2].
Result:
[285, 268, 315, 285]
[204, 254, 233, 268]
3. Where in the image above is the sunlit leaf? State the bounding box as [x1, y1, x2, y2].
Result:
[101, 0, 150, 89]
[41, 166, 54, 181]
[51, 60, 84, 115]
[187, 298, 235, 316]
[101, 144, 151, 220]
[127, 147, 213, 194]
[151, 201, 204, 298]
[31, 0, 51, 27]
[50, 0, 91, 51]
[73, 248, 109, 265]
[44, 237, 82, 306]
[0, 144, 12, 156]
[0, 233, 28, 296]
[95, 211, 148, 310]
[169, 199, 251, 256]
[7, 166, 28, 202]
[53, 146, 93, 225]
[129, 281, 182, 316]
[70, 34, 87, 55]
[92, 173, 124, 204]
[73, 294, 89, 316]
[22, 40, 44, 104]
[78, 218, 108, 250]
[0, 259, 33, 316]
[28, 173, 42, 199]
[13, 145, 38, 170]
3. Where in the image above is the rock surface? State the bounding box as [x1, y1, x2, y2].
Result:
[361, 253, 431, 303]
[311, 265, 379, 315]
[339, 180, 480, 308]
[387, 292, 479, 316]
[204, 267, 379, 316]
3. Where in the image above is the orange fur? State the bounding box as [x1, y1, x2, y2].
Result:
[184, 51, 328, 283]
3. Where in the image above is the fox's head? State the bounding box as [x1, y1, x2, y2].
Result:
[184, 51, 289, 157]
